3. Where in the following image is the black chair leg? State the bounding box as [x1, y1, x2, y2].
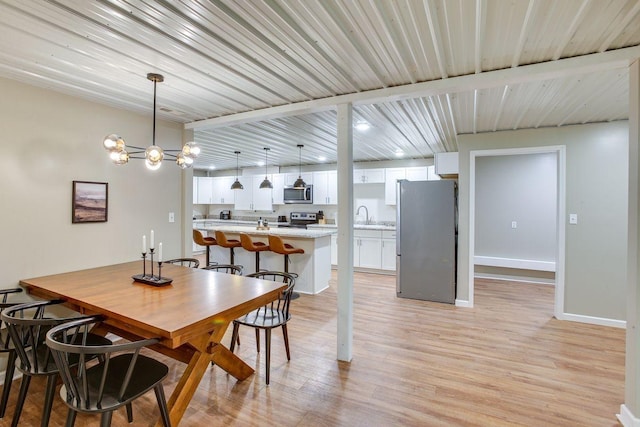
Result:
[282, 324, 291, 361]
[126, 402, 133, 422]
[255, 328, 260, 353]
[154, 384, 171, 427]
[0, 350, 16, 418]
[229, 248, 235, 264]
[205, 245, 211, 267]
[65, 409, 77, 427]
[265, 328, 272, 385]
[283, 254, 289, 273]
[41, 375, 57, 427]
[255, 252, 260, 272]
[230, 322, 240, 353]
[11, 374, 31, 427]
[100, 410, 113, 427]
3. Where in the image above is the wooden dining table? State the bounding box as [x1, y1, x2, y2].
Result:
[19, 261, 286, 426]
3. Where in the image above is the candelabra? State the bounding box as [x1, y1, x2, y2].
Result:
[132, 248, 173, 286]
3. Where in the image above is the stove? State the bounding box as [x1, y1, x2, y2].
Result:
[278, 212, 318, 229]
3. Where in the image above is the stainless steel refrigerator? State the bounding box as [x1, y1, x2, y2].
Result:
[396, 179, 457, 303]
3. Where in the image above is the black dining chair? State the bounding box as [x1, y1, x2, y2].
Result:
[46, 315, 171, 427]
[164, 258, 200, 268]
[0, 287, 24, 419]
[1, 300, 112, 427]
[230, 271, 296, 385]
[203, 264, 243, 275]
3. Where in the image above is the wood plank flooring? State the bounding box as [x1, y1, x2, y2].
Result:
[0, 272, 624, 426]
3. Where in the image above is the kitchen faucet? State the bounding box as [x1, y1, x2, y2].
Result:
[356, 205, 370, 225]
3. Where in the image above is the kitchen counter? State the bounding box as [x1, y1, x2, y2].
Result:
[196, 225, 334, 295]
[308, 223, 396, 231]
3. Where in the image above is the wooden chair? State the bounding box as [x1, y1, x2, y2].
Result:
[203, 264, 243, 275]
[164, 258, 200, 268]
[239, 233, 270, 273]
[230, 271, 296, 385]
[193, 229, 217, 267]
[46, 316, 171, 427]
[214, 231, 242, 264]
[0, 288, 24, 419]
[1, 300, 112, 427]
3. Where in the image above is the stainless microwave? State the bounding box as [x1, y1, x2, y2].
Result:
[283, 185, 313, 204]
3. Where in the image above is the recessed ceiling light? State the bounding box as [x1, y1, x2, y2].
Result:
[318, 156, 327, 162]
[355, 122, 370, 131]
[256, 161, 265, 167]
[208, 165, 216, 170]
[395, 150, 404, 157]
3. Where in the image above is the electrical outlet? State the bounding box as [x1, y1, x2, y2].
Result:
[169, 212, 175, 223]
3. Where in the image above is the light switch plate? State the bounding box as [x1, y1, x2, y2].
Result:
[169, 212, 175, 223]
[569, 213, 578, 224]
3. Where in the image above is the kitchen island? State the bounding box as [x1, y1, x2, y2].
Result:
[197, 224, 336, 295]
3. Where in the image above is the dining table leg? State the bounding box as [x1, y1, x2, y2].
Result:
[159, 320, 256, 426]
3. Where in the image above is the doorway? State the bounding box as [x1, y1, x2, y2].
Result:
[468, 146, 566, 318]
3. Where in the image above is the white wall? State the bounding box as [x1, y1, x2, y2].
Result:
[0, 77, 186, 290]
[457, 121, 628, 321]
[475, 153, 557, 269]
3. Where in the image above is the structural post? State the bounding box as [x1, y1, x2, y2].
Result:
[336, 103, 354, 362]
[620, 59, 640, 426]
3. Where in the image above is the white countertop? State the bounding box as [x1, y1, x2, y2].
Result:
[308, 223, 396, 231]
[198, 224, 336, 239]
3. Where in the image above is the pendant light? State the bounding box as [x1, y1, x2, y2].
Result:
[230, 151, 243, 190]
[103, 73, 199, 169]
[259, 147, 273, 189]
[293, 144, 306, 189]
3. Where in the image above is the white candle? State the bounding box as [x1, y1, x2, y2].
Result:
[158, 242, 163, 262]
[142, 235, 146, 253]
[150, 230, 155, 249]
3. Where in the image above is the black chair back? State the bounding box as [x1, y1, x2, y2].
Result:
[204, 264, 243, 275]
[164, 258, 200, 268]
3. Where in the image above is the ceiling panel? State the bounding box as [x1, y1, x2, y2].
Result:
[0, 0, 637, 171]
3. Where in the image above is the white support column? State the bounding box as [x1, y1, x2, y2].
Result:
[620, 59, 640, 427]
[181, 128, 195, 257]
[336, 103, 354, 362]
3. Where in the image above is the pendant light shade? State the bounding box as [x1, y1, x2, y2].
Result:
[293, 144, 306, 189]
[230, 151, 243, 190]
[259, 147, 273, 189]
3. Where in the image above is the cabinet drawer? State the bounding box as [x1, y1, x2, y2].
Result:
[382, 230, 396, 239]
[354, 229, 382, 238]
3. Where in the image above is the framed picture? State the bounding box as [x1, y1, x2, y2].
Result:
[72, 181, 108, 223]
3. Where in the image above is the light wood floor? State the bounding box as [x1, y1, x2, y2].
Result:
[0, 271, 625, 426]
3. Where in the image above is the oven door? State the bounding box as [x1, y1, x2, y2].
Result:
[283, 185, 313, 204]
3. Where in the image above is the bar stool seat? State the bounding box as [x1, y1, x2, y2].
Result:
[215, 231, 242, 264]
[240, 233, 270, 273]
[193, 229, 217, 267]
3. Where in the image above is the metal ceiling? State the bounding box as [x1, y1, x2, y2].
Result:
[0, 0, 638, 171]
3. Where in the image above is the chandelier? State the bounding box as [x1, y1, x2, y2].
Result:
[102, 73, 200, 170]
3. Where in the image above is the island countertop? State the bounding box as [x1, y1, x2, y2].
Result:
[197, 224, 336, 239]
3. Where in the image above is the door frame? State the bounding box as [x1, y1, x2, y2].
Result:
[468, 145, 566, 318]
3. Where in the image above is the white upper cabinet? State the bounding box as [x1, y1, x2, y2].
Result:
[313, 170, 337, 205]
[272, 173, 285, 205]
[234, 176, 273, 211]
[405, 166, 428, 181]
[384, 168, 406, 205]
[196, 177, 213, 204]
[435, 152, 459, 176]
[284, 172, 314, 187]
[211, 176, 235, 204]
[354, 168, 385, 184]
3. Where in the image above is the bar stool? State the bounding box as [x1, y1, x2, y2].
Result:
[215, 230, 242, 264]
[240, 233, 270, 273]
[193, 229, 217, 267]
[268, 235, 304, 274]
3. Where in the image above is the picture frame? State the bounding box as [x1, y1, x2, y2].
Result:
[72, 181, 108, 223]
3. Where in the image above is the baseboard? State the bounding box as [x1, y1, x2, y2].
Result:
[558, 312, 626, 329]
[474, 255, 555, 272]
[455, 299, 472, 307]
[618, 404, 640, 427]
[474, 272, 555, 285]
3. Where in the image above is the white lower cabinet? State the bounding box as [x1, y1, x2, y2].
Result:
[354, 230, 382, 269]
[381, 230, 397, 271]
